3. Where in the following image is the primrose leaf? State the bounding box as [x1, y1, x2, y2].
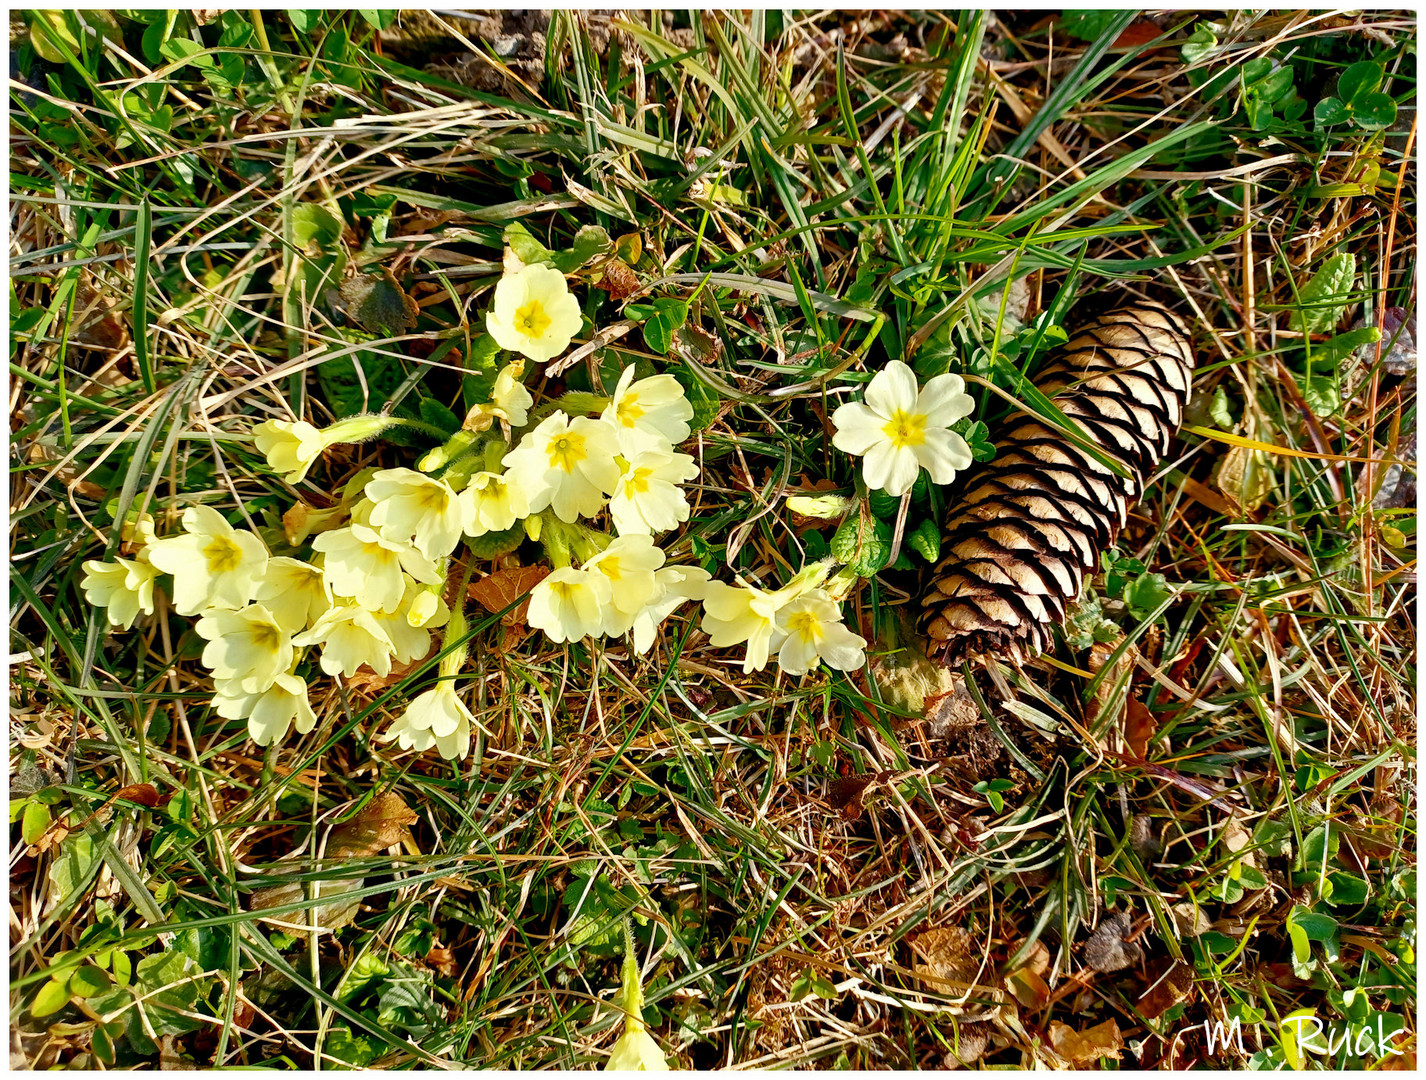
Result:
[1288, 253, 1356, 335]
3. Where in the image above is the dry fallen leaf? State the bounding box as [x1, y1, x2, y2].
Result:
[327, 791, 419, 859]
[469, 564, 549, 648]
[250, 792, 419, 931]
[1048, 1018, 1125, 1065]
[1171, 901, 1212, 938]
[910, 926, 981, 990]
[1216, 444, 1274, 514]
[942, 1021, 991, 1068]
[597, 259, 640, 300]
[1123, 697, 1158, 759]
[1136, 958, 1194, 1019]
[1004, 939, 1052, 1008]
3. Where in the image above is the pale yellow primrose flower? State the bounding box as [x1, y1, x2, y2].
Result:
[630, 565, 711, 654]
[293, 603, 396, 678]
[374, 579, 449, 665]
[601, 365, 695, 454]
[464, 361, 535, 433]
[774, 590, 868, 676]
[381, 681, 473, 761]
[252, 419, 327, 484]
[699, 581, 787, 673]
[485, 263, 583, 365]
[461, 470, 530, 535]
[501, 411, 621, 523]
[583, 534, 665, 637]
[609, 448, 699, 537]
[606, 1027, 669, 1072]
[698, 561, 834, 673]
[212, 671, 317, 747]
[365, 468, 471, 560]
[831, 361, 975, 497]
[254, 557, 330, 634]
[195, 604, 294, 693]
[312, 524, 442, 613]
[145, 504, 269, 616]
[527, 566, 613, 644]
[80, 557, 160, 630]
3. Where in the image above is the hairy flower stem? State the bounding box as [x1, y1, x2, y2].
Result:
[519, 391, 610, 433]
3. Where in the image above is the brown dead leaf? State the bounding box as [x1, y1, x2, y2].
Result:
[1086, 635, 1137, 726]
[1123, 697, 1157, 758]
[1048, 1018, 1124, 1065]
[426, 944, 458, 978]
[1171, 901, 1211, 938]
[910, 927, 980, 989]
[1136, 958, 1194, 1019]
[828, 774, 875, 822]
[1216, 445, 1273, 514]
[345, 650, 432, 696]
[327, 791, 419, 859]
[113, 784, 161, 809]
[469, 564, 549, 648]
[72, 278, 130, 351]
[597, 259, 640, 300]
[1005, 964, 1050, 1009]
[1083, 911, 1144, 973]
[1112, 19, 1164, 48]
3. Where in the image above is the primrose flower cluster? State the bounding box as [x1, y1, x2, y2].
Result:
[79, 260, 870, 763]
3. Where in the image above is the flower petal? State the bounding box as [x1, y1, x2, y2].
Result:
[863, 360, 918, 419]
[913, 428, 974, 484]
[862, 443, 919, 497]
[916, 372, 976, 426]
[830, 403, 886, 455]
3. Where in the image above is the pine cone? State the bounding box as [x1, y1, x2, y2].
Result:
[919, 302, 1195, 664]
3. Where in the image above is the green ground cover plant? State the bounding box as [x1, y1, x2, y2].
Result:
[10, 8, 1416, 1070]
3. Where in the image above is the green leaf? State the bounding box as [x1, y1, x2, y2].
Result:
[1209, 385, 1235, 427]
[1181, 24, 1217, 65]
[465, 521, 525, 560]
[30, 978, 72, 1018]
[356, 10, 397, 31]
[1337, 61, 1383, 104]
[1123, 572, 1173, 619]
[21, 800, 50, 845]
[1314, 96, 1351, 127]
[335, 952, 393, 1005]
[907, 519, 941, 562]
[292, 203, 345, 250]
[70, 965, 112, 998]
[831, 511, 893, 578]
[1300, 373, 1340, 418]
[418, 398, 461, 436]
[551, 225, 614, 274]
[327, 1026, 381, 1066]
[641, 297, 689, 356]
[673, 366, 720, 432]
[1352, 92, 1397, 131]
[1060, 10, 1122, 42]
[502, 222, 554, 267]
[1325, 872, 1369, 907]
[135, 951, 208, 1036]
[1288, 253, 1356, 335]
[340, 268, 419, 336]
[962, 420, 996, 463]
[49, 832, 98, 905]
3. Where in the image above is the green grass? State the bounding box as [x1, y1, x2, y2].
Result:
[10, 8, 1417, 1070]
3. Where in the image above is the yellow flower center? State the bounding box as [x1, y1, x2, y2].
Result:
[514, 300, 551, 338]
[623, 467, 654, 496]
[251, 620, 283, 652]
[616, 394, 645, 426]
[599, 557, 623, 582]
[547, 431, 588, 473]
[203, 537, 243, 573]
[551, 580, 578, 602]
[785, 609, 824, 645]
[418, 485, 450, 512]
[882, 409, 927, 449]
